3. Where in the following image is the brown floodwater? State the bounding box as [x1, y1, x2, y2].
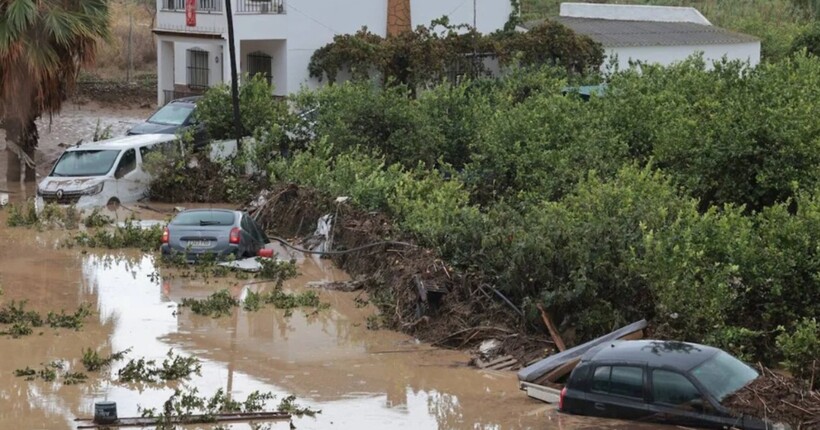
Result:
[0, 198, 674, 430]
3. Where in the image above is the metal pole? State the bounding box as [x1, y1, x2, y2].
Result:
[473, 0, 476, 29]
[223, 0, 243, 150]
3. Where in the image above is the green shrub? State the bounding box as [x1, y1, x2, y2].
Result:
[776, 318, 820, 388]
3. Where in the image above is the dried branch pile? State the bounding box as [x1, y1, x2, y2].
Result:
[723, 366, 820, 429]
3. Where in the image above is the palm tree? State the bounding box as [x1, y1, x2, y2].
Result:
[0, 0, 110, 182]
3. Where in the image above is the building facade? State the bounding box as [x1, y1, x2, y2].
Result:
[528, 3, 761, 73]
[154, 0, 513, 105]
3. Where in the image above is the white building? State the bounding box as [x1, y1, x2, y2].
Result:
[154, 0, 513, 105]
[526, 2, 761, 72]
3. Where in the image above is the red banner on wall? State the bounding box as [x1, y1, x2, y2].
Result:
[186, 0, 196, 26]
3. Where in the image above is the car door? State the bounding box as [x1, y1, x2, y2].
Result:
[647, 368, 728, 429]
[585, 364, 650, 421]
[113, 148, 148, 203]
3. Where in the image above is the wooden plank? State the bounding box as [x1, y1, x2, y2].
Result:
[517, 319, 648, 383]
[74, 412, 291, 429]
[477, 354, 515, 369]
[535, 357, 581, 385]
[487, 358, 519, 371]
[537, 304, 566, 352]
[520, 381, 562, 404]
[413, 275, 428, 303]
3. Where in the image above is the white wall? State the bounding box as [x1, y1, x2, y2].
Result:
[603, 42, 762, 73]
[157, 0, 514, 95]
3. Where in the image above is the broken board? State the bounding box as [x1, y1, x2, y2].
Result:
[520, 381, 563, 404]
[517, 319, 647, 383]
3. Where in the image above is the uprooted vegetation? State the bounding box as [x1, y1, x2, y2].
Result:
[724, 365, 820, 429]
[82, 347, 131, 372]
[5, 201, 112, 230]
[118, 349, 202, 384]
[66, 220, 164, 252]
[138, 386, 319, 429]
[0, 300, 93, 338]
[14, 361, 87, 385]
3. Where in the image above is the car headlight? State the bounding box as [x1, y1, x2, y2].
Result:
[81, 183, 104, 195]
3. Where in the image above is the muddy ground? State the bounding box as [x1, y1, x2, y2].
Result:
[0, 195, 676, 429]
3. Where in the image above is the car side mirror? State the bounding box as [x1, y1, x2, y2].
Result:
[689, 398, 708, 413]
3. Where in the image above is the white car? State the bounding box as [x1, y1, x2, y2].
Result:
[37, 134, 180, 209]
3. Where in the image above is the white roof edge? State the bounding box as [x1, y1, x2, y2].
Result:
[559, 2, 712, 25]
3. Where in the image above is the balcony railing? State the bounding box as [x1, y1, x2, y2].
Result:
[236, 0, 284, 14]
[161, 0, 222, 13]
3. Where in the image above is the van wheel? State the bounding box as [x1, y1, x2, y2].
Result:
[106, 197, 121, 211]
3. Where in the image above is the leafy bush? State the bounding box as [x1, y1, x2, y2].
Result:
[776, 318, 820, 389]
[194, 73, 290, 140]
[792, 21, 820, 56]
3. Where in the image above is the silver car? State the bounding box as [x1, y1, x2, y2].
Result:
[160, 209, 269, 261]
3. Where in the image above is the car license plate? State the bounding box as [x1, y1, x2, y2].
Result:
[188, 240, 212, 248]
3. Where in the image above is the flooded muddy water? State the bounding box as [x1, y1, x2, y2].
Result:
[0, 202, 673, 430]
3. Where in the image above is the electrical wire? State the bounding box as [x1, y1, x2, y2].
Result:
[268, 236, 417, 255]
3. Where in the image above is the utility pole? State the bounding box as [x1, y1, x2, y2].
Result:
[127, 8, 134, 83]
[223, 0, 243, 151]
[473, 0, 477, 29]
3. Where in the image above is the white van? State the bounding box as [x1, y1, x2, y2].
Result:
[37, 134, 180, 209]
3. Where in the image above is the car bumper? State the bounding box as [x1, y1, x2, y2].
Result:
[160, 244, 241, 262]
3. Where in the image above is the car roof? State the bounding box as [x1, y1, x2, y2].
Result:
[68, 134, 178, 151]
[177, 208, 239, 214]
[168, 96, 201, 105]
[584, 340, 721, 372]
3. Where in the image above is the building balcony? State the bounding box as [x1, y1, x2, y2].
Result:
[158, 0, 285, 14]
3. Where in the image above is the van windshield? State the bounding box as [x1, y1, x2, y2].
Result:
[52, 150, 121, 177]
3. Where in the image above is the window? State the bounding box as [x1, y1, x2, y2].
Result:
[652, 370, 702, 405]
[691, 352, 758, 401]
[147, 103, 194, 126]
[187, 49, 209, 89]
[172, 211, 235, 226]
[247, 51, 272, 85]
[591, 365, 644, 399]
[115, 149, 137, 178]
[52, 150, 120, 177]
[592, 366, 611, 393]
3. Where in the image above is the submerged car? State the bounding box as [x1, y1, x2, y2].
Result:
[161, 209, 269, 261]
[37, 134, 180, 208]
[127, 97, 208, 148]
[559, 340, 785, 430]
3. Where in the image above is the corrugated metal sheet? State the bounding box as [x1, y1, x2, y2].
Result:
[525, 18, 758, 47]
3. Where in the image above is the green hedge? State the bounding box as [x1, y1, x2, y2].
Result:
[213, 53, 820, 374]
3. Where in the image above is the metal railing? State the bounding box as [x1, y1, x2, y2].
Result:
[163, 89, 205, 105]
[236, 0, 284, 14]
[161, 0, 222, 13]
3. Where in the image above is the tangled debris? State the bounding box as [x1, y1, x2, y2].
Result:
[246, 185, 551, 363]
[724, 365, 820, 429]
[118, 349, 202, 384]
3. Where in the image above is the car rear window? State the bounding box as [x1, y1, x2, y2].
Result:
[591, 365, 644, 399]
[172, 211, 235, 226]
